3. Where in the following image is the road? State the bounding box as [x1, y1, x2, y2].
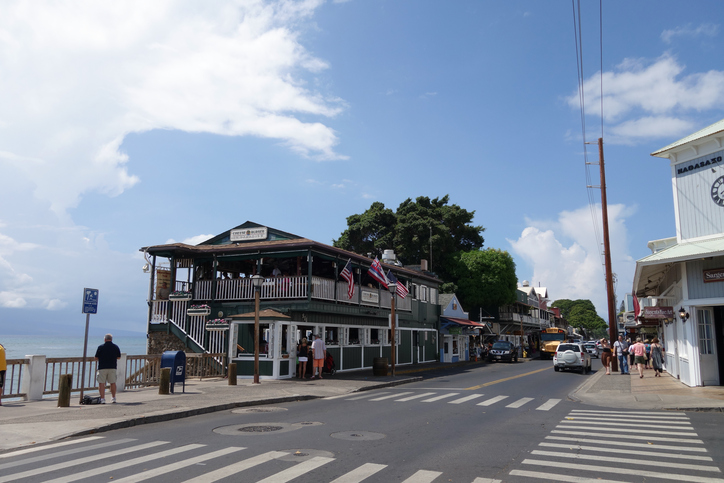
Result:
[2, 358, 724, 482]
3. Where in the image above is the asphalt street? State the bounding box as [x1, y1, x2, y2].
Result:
[3, 359, 723, 482]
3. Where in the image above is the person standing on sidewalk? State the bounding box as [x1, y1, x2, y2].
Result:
[311, 333, 326, 379]
[631, 337, 647, 378]
[650, 337, 665, 377]
[297, 338, 309, 379]
[613, 335, 630, 375]
[0, 342, 6, 406]
[94, 334, 121, 404]
[600, 338, 612, 375]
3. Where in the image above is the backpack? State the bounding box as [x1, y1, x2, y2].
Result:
[81, 395, 102, 405]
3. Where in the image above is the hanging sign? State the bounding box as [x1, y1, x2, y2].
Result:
[230, 227, 268, 242]
[82, 288, 99, 314]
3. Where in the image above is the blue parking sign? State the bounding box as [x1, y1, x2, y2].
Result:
[83, 288, 99, 314]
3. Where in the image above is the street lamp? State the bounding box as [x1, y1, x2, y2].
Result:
[388, 282, 397, 377]
[251, 274, 264, 384]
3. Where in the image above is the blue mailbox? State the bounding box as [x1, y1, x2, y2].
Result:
[160, 351, 186, 393]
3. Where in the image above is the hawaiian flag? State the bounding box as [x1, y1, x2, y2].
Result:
[368, 257, 389, 288]
[633, 294, 640, 319]
[339, 259, 355, 299]
[387, 270, 409, 299]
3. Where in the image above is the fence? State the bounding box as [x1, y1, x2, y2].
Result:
[1, 353, 227, 401]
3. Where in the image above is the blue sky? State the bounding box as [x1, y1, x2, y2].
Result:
[2, 0, 724, 335]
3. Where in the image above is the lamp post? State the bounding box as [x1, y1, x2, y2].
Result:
[389, 283, 397, 377]
[251, 274, 264, 384]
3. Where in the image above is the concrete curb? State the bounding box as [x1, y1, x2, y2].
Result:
[567, 368, 606, 403]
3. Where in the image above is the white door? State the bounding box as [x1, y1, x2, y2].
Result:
[697, 309, 719, 386]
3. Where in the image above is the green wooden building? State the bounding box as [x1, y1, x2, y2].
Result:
[141, 221, 441, 379]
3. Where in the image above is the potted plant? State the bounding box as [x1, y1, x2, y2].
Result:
[205, 318, 229, 331]
[187, 304, 211, 316]
[169, 290, 192, 301]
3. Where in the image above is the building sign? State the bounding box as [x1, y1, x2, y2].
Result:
[642, 306, 674, 319]
[449, 327, 462, 335]
[676, 151, 723, 176]
[230, 227, 268, 242]
[361, 291, 379, 304]
[703, 268, 724, 283]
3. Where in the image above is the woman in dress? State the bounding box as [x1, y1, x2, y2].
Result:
[631, 337, 647, 378]
[650, 337, 665, 377]
[297, 338, 309, 379]
[600, 338, 613, 375]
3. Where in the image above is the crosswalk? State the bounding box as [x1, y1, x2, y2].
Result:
[0, 436, 504, 483]
[326, 390, 562, 411]
[510, 409, 724, 483]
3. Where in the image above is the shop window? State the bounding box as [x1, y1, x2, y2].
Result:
[326, 327, 339, 346]
[349, 327, 360, 345]
[370, 328, 380, 345]
[452, 339, 459, 355]
[420, 285, 428, 302]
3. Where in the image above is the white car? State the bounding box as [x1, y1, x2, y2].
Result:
[553, 343, 592, 373]
[583, 342, 599, 358]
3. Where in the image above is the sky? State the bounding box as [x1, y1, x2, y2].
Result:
[2, 0, 724, 336]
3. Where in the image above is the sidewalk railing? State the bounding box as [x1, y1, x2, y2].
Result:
[1, 353, 227, 401]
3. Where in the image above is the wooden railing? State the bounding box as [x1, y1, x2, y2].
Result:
[3, 358, 28, 399]
[45, 357, 99, 394]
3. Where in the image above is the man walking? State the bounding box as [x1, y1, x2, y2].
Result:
[94, 334, 121, 403]
[311, 333, 326, 379]
[613, 334, 630, 375]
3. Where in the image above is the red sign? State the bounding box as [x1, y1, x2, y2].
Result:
[703, 268, 724, 283]
[642, 306, 674, 319]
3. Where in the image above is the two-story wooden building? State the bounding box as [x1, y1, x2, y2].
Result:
[141, 222, 441, 379]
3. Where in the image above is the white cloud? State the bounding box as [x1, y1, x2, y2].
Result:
[567, 54, 724, 144]
[509, 204, 636, 322]
[661, 23, 719, 44]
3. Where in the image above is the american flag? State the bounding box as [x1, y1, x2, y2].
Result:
[339, 259, 355, 299]
[386, 270, 409, 299]
[368, 257, 389, 288]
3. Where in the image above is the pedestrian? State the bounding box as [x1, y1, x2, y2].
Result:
[311, 333, 326, 379]
[631, 337, 647, 378]
[0, 342, 6, 406]
[600, 338, 612, 375]
[94, 334, 121, 404]
[613, 335, 630, 375]
[650, 337, 665, 377]
[645, 339, 652, 369]
[297, 338, 309, 379]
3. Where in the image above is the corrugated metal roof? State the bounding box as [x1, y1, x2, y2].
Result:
[651, 118, 724, 157]
[636, 236, 724, 265]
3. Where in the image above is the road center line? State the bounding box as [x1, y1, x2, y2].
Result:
[466, 366, 550, 390]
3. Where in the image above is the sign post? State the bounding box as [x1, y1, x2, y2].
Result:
[79, 288, 99, 403]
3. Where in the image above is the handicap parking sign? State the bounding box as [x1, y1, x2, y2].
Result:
[83, 288, 99, 314]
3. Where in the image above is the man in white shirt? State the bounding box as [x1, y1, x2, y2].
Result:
[311, 334, 327, 379]
[613, 334, 630, 375]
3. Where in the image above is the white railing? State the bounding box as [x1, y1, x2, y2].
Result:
[151, 300, 169, 323]
[639, 296, 676, 308]
[188, 315, 206, 347]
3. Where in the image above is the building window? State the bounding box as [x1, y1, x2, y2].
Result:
[349, 327, 360, 345]
[697, 309, 714, 355]
[420, 285, 428, 302]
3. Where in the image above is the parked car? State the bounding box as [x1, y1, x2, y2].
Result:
[553, 343, 592, 373]
[583, 342, 599, 358]
[487, 341, 518, 363]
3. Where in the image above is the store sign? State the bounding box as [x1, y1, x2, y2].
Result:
[361, 291, 379, 304]
[703, 268, 724, 283]
[642, 306, 674, 319]
[230, 227, 268, 242]
[449, 327, 462, 335]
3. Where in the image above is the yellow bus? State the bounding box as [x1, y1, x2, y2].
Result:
[540, 327, 567, 360]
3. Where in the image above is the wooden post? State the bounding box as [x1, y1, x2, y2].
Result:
[228, 363, 237, 385]
[599, 138, 619, 372]
[159, 367, 170, 395]
[58, 374, 72, 407]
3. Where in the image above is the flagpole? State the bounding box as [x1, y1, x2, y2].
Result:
[390, 290, 396, 377]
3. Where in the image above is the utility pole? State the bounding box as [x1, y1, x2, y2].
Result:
[598, 138, 619, 372]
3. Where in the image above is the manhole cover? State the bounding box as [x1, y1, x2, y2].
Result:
[238, 425, 283, 433]
[330, 431, 386, 441]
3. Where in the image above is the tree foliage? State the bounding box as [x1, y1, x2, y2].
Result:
[453, 249, 518, 308]
[333, 195, 485, 283]
[551, 299, 607, 334]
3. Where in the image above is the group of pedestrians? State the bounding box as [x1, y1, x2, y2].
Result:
[600, 334, 665, 378]
[296, 334, 327, 379]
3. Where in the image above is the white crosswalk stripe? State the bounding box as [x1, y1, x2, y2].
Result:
[329, 463, 388, 483]
[506, 397, 534, 408]
[369, 391, 414, 401]
[477, 395, 509, 406]
[347, 392, 389, 400]
[0, 436, 105, 459]
[396, 392, 437, 402]
[182, 451, 288, 482]
[257, 456, 335, 483]
[535, 398, 561, 411]
[448, 394, 485, 404]
[421, 392, 460, 402]
[401, 469, 443, 482]
[510, 410, 723, 483]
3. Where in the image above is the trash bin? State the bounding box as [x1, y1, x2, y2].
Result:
[160, 351, 186, 393]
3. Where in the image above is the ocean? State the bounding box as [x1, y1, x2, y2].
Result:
[2, 334, 148, 359]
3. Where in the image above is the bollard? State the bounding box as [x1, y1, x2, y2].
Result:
[228, 363, 237, 386]
[159, 367, 170, 395]
[58, 374, 72, 407]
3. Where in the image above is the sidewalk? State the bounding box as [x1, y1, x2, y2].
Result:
[571, 367, 724, 411]
[2, 360, 723, 453]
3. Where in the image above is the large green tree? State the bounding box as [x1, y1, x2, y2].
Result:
[551, 299, 607, 336]
[334, 195, 485, 283]
[453, 249, 518, 308]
